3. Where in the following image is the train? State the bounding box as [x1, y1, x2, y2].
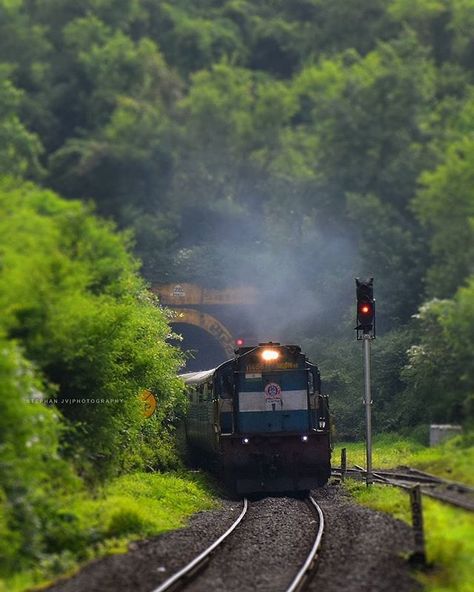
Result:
[181, 342, 331, 494]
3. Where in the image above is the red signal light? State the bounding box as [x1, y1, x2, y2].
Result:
[355, 278, 375, 337]
[235, 338, 245, 346]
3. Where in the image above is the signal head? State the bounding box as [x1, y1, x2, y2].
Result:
[355, 278, 375, 335]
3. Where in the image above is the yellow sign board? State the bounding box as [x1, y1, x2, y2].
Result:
[140, 389, 157, 418]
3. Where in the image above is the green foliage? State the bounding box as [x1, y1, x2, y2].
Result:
[0, 2, 473, 571]
[345, 479, 411, 523]
[0, 471, 216, 591]
[0, 0, 472, 584]
[0, 176, 191, 584]
[347, 481, 474, 592]
[0, 337, 77, 574]
[413, 134, 474, 298]
[0, 177, 185, 481]
[346, 193, 427, 324]
[0, 66, 43, 178]
[334, 432, 474, 485]
[402, 283, 474, 426]
[307, 329, 413, 439]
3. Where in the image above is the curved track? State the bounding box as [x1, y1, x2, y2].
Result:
[285, 496, 325, 592]
[151, 498, 249, 592]
[150, 496, 325, 592]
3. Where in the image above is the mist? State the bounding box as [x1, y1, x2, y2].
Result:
[170, 193, 360, 368]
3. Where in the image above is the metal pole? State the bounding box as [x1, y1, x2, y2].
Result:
[363, 335, 373, 486]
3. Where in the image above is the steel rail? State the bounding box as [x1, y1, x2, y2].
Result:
[334, 465, 474, 493]
[285, 496, 325, 592]
[336, 466, 474, 512]
[332, 467, 443, 484]
[150, 497, 248, 592]
[373, 475, 474, 511]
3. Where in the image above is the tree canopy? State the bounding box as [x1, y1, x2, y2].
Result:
[0, 0, 473, 456]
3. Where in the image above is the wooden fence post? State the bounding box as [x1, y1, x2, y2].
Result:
[341, 448, 347, 482]
[409, 485, 426, 565]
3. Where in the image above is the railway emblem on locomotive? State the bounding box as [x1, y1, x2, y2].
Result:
[264, 382, 282, 400]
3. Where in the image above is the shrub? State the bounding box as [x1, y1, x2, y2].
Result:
[0, 177, 186, 480]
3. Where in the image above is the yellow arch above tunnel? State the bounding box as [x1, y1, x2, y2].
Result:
[171, 308, 235, 358]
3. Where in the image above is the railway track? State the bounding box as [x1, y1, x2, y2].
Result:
[151, 498, 248, 592]
[286, 496, 324, 592]
[151, 496, 324, 592]
[332, 465, 474, 511]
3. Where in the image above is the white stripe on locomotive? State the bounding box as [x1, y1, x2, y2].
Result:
[238, 390, 308, 412]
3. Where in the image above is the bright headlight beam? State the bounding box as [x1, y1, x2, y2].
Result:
[261, 349, 280, 361]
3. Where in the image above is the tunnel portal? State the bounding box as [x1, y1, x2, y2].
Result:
[172, 323, 228, 371]
[154, 283, 257, 371]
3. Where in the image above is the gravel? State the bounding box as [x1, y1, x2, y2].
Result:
[43, 484, 420, 592]
[43, 499, 242, 592]
[307, 484, 420, 592]
[185, 496, 316, 592]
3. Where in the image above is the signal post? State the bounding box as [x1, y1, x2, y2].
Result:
[355, 278, 375, 486]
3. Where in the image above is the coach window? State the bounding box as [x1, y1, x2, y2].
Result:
[198, 384, 207, 403]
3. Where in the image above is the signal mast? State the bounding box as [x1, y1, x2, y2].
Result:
[355, 278, 376, 486]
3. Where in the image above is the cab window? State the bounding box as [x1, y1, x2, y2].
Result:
[219, 372, 233, 399]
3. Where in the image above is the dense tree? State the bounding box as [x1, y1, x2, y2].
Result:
[413, 134, 474, 298]
[0, 177, 185, 479]
[402, 283, 474, 427]
[0, 66, 43, 177]
[2, 3, 474, 586]
[0, 0, 473, 437]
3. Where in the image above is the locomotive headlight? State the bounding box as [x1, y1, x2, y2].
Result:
[301, 435, 308, 442]
[261, 349, 280, 361]
[242, 437, 250, 444]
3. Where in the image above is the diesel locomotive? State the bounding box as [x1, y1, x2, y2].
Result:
[181, 342, 331, 494]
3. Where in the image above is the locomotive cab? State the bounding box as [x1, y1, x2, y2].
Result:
[182, 343, 331, 494]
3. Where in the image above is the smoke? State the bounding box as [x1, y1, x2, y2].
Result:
[175, 197, 359, 348]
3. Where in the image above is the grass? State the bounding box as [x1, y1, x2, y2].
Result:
[346, 481, 474, 592]
[0, 471, 217, 592]
[333, 432, 474, 485]
[340, 431, 474, 591]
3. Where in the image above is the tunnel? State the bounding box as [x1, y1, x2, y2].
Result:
[172, 322, 231, 371]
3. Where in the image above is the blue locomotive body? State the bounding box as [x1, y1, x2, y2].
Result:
[182, 343, 331, 494]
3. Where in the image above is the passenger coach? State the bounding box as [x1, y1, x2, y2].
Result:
[181, 342, 331, 494]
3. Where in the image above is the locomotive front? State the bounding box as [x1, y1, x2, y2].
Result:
[219, 342, 331, 493]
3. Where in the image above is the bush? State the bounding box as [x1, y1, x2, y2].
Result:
[0, 338, 76, 573]
[0, 177, 186, 480]
[0, 177, 187, 582]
